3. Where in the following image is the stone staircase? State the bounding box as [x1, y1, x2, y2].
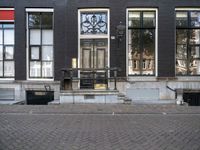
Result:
[117, 93, 132, 104]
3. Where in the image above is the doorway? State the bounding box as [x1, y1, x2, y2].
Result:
[183, 92, 200, 106]
[80, 39, 108, 89]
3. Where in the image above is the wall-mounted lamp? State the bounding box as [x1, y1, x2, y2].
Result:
[116, 21, 126, 43]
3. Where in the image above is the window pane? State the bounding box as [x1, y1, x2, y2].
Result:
[31, 47, 40, 60]
[3, 24, 14, 28]
[41, 13, 53, 28]
[128, 59, 140, 75]
[143, 12, 155, 27]
[189, 60, 200, 75]
[0, 30, 2, 44]
[42, 46, 53, 61]
[176, 45, 187, 59]
[143, 29, 155, 57]
[30, 61, 41, 77]
[176, 59, 187, 75]
[0, 46, 3, 60]
[0, 61, 2, 76]
[130, 29, 140, 51]
[128, 12, 140, 27]
[176, 29, 187, 44]
[191, 12, 200, 27]
[4, 29, 14, 44]
[189, 29, 200, 45]
[176, 12, 188, 27]
[29, 13, 40, 28]
[80, 12, 107, 34]
[142, 29, 155, 75]
[191, 46, 200, 59]
[42, 30, 53, 45]
[4, 61, 14, 77]
[5, 46, 14, 60]
[30, 29, 41, 45]
[42, 62, 53, 77]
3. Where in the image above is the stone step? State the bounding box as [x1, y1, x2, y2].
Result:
[132, 99, 176, 104]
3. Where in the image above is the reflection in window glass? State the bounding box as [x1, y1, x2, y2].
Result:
[30, 29, 41, 45]
[176, 30, 187, 44]
[176, 45, 187, 59]
[4, 61, 14, 77]
[191, 12, 200, 27]
[0, 61, 2, 76]
[31, 47, 40, 60]
[0, 30, 2, 44]
[28, 13, 40, 28]
[5, 46, 14, 60]
[4, 30, 14, 44]
[189, 29, 200, 45]
[42, 62, 53, 77]
[143, 12, 155, 27]
[42, 13, 53, 28]
[128, 12, 140, 28]
[42, 46, 53, 61]
[176, 12, 188, 27]
[42, 30, 53, 45]
[176, 10, 200, 75]
[128, 10, 156, 75]
[0, 46, 3, 60]
[191, 46, 200, 58]
[30, 61, 41, 77]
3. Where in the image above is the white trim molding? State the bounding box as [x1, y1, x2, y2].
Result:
[26, 8, 54, 12]
[78, 8, 110, 88]
[126, 8, 158, 77]
[26, 8, 54, 81]
[175, 8, 200, 11]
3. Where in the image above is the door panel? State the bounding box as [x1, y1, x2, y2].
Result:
[82, 49, 91, 68]
[97, 49, 105, 68]
[80, 39, 108, 89]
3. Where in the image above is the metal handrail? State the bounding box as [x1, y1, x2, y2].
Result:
[61, 67, 120, 90]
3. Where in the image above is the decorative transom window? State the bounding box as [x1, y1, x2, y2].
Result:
[127, 9, 157, 76]
[26, 9, 54, 79]
[0, 9, 15, 78]
[80, 11, 108, 35]
[176, 9, 200, 75]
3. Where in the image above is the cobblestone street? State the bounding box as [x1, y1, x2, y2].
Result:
[0, 105, 200, 150]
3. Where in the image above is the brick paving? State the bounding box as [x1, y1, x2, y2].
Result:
[0, 104, 200, 150]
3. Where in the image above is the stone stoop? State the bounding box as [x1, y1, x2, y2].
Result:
[59, 90, 123, 104]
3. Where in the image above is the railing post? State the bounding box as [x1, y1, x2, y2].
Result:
[70, 69, 73, 90]
[114, 68, 117, 90]
[105, 67, 108, 90]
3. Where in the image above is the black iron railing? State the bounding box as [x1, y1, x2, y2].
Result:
[61, 67, 120, 90]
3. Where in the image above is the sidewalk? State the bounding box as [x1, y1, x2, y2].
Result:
[0, 104, 200, 114]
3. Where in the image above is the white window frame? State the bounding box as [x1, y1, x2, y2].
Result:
[26, 8, 54, 81]
[175, 8, 200, 78]
[126, 8, 158, 77]
[78, 9, 110, 87]
[0, 8, 15, 80]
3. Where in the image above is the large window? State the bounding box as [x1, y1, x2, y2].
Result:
[0, 9, 15, 78]
[27, 9, 54, 79]
[127, 9, 157, 76]
[176, 10, 200, 75]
